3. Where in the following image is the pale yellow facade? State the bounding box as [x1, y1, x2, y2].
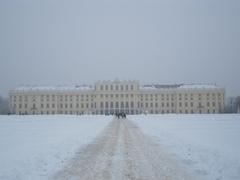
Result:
[9, 80, 225, 115]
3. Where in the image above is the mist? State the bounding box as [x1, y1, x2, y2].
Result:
[0, 0, 240, 97]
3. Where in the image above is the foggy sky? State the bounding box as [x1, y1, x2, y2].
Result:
[0, 0, 240, 97]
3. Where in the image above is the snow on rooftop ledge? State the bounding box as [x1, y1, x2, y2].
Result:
[178, 84, 220, 89]
[14, 85, 93, 91]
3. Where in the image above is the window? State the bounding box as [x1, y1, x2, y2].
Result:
[105, 102, 108, 108]
[131, 102, 134, 108]
[52, 104, 55, 108]
[110, 102, 113, 108]
[145, 103, 148, 108]
[121, 102, 124, 108]
[212, 102, 215, 107]
[131, 85, 134, 90]
[178, 94, 182, 100]
[179, 102, 182, 107]
[212, 94, 216, 100]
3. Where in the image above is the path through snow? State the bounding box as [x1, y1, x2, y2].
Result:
[54, 118, 194, 180]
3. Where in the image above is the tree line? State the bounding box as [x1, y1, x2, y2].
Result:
[0, 95, 9, 114]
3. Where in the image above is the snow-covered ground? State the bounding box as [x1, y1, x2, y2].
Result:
[0, 115, 111, 180]
[1, 114, 240, 180]
[130, 114, 240, 180]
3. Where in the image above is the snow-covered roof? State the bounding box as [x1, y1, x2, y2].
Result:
[178, 84, 220, 89]
[12, 83, 222, 92]
[13, 85, 93, 91]
[140, 84, 221, 90]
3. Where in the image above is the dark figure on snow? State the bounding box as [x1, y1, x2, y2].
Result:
[116, 112, 126, 119]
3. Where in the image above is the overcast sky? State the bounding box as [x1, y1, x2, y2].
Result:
[0, 0, 239, 97]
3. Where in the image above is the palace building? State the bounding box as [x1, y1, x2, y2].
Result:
[9, 80, 225, 115]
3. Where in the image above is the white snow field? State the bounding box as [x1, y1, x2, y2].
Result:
[0, 114, 240, 180]
[0, 115, 112, 180]
[130, 114, 240, 180]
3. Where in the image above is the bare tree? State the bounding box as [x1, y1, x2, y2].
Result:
[236, 96, 240, 113]
[0, 95, 10, 114]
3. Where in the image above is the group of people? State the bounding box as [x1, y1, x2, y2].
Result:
[115, 112, 127, 119]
